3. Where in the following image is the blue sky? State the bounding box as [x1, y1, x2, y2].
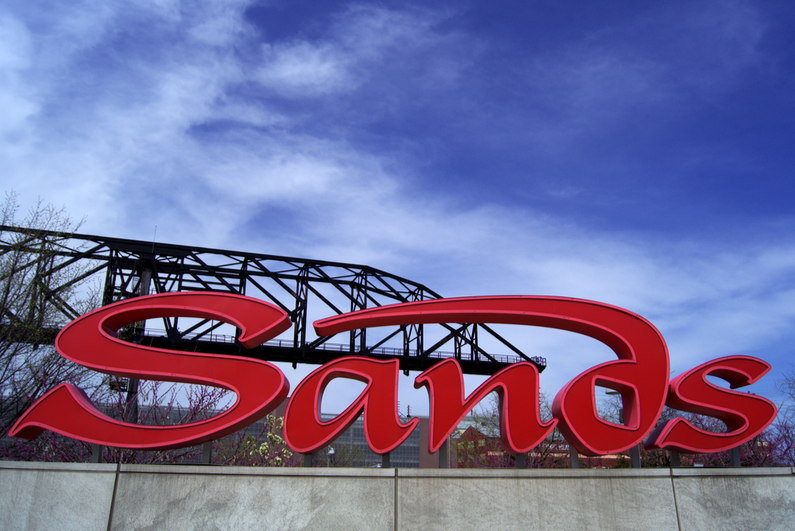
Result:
[2, 0, 794, 416]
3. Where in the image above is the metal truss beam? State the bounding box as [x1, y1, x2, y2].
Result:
[0, 225, 546, 375]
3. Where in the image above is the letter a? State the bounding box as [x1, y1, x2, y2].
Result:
[284, 357, 418, 454]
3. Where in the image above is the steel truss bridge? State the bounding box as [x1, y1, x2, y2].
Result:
[0, 226, 545, 376]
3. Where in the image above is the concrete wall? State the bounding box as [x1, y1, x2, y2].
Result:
[2, 461, 793, 531]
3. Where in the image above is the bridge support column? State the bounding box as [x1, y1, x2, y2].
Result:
[438, 440, 449, 468]
[669, 450, 680, 468]
[91, 444, 103, 463]
[202, 442, 212, 464]
[631, 445, 641, 468]
[569, 444, 579, 469]
[731, 447, 741, 467]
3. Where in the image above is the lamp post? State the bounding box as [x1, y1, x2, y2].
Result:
[327, 446, 335, 467]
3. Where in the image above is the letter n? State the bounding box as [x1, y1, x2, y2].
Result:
[415, 358, 556, 454]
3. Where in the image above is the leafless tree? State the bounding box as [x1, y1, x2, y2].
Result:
[0, 192, 100, 449]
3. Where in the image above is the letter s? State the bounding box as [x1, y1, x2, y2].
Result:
[645, 356, 777, 453]
[9, 292, 290, 450]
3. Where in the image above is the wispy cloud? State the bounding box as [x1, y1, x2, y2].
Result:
[1, 0, 792, 413]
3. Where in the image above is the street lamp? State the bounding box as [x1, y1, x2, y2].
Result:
[327, 446, 335, 467]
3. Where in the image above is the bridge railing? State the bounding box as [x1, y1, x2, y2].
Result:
[142, 328, 546, 367]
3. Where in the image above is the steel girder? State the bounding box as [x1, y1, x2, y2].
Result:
[0, 225, 546, 375]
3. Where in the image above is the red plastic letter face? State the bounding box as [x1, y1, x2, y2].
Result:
[10, 292, 291, 450]
[284, 357, 418, 454]
[415, 358, 555, 455]
[645, 356, 777, 453]
[315, 296, 669, 457]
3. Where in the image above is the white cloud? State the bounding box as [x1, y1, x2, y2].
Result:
[252, 4, 467, 100]
[257, 41, 353, 96]
[0, 0, 791, 415]
[0, 13, 37, 143]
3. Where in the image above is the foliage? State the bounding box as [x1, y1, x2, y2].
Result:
[213, 415, 300, 467]
[455, 426, 511, 468]
[454, 384, 795, 469]
[1, 377, 227, 463]
[0, 193, 296, 466]
[2, 373, 303, 467]
[4, 190, 795, 469]
[455, 392, 570, 469]
[302, 442, 367, 468]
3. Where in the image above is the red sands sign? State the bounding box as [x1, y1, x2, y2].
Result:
[10, 293, 777, 457]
